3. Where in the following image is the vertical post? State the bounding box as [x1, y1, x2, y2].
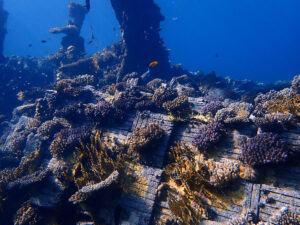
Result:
[110, 0, 171, 80]
[0, 0, 8, 62]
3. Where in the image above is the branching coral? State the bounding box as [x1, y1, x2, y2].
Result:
[254, 88, 300, 117]
[69, 170, 119, 204]
[128, 123, 164, 153]
[251, 112, 294, 132]
[165, 144, 257, 224]
[165, 144, 218, 224]
[162, 96, 192, 120]
[240, 132, 288, 167]
[291, 74, 300, 94]
[34, 98, 53, 121]
[37, 118, 71, 139]
[0, 150, 41, 183]
[192, 122, 225, 151]
[85, 100, 114, 125]
[152, 88, 178, 107]
[215, 102, 253, 125]
[201, 101, 224, 116]
[265, 206, 300, 225]
[14, 201, 41, 225]
[54, 103, 86, 124]
[70, 131, 123, 191]
[49, 126, 91, 158]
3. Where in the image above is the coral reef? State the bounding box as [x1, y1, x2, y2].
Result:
[163, 96, 191, 120]
[152, 88, 178, 107]
[128, 123, 164, 153]
[54, 103, 86, 124]
[251, 112, 294, 132]
[69, 131, 123, 205]
[254, 87, 300, 117]
[37, 118, 71, 139]
[265, 206, 300, 225]
[49, 126, 91, 158]
[291, 74, 300, 94]
[202, 100, 224, 116]
[227, 209, 257, 225]
[13, 201, 41, 225]
[69, 170, 119, 204]
[192, 122, 225, 151]
[215, 102, 253, 125]
[0, 150, 41, 183]
[240, 132, 288, 167]
[85, 100, 114, 125]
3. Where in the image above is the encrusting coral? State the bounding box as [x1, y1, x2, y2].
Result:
[240, 132, 288, 167]
[128, 123, 164, 153]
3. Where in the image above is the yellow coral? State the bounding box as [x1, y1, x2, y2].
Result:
[266, 93, 300, 116]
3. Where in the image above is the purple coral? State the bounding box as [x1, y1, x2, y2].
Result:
[291, 74, 300, 94]
[240, 132, 288, 167]
[152, 88, 178, 107]
[87, 100, 114, 125]
[50, 126, 91, 158]
[192, 122, 224, 151]
[202, 101, 224, 116]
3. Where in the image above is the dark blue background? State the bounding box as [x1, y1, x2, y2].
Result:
[3, 0, 300, 82]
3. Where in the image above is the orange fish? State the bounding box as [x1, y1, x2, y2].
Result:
[149, 61, 158, 68]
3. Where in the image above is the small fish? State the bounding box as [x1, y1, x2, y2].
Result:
[40, 40, 47, 43]
[141, 69, 150, 79]
[28, 44, 32, 47]
[88, 40, 93, 44]
[85, 0, 90, 11]
[149, 61, 158, 68]
[90, 26, 95, 40]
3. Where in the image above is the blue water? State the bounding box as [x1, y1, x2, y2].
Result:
[3, 0, 300, 82]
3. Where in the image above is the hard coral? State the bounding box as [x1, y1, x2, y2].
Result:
[152, 88, 178, 107]
[291, 74, 300, 94]
[54, 103, 85, 124]
[266, 206, 300, 225]
[37, 117, 71, 139]
[70, 131, 123, 201]
[240, 133, 288, 167]
[14, 201, 41, 225]
[86, 100, 114, 125]
[215, 102, 253, 125]
[254, 88, 300, 117]
[162, 96, 191, 120]
[69, 170, 119, 204]
[49, 126, 91, 158]
[252, 112, 294, 132]
[201, 101, 224, 116]
[192, 122, 225, 151]
[128, 123, 164, 153]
